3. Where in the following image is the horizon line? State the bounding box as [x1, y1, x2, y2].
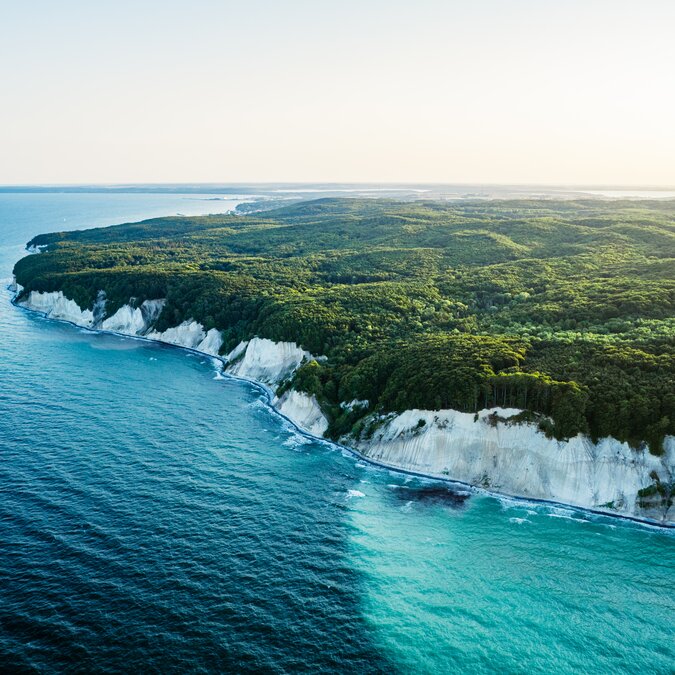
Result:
[1, 182, 675, 190]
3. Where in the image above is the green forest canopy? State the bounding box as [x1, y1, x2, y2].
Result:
[14, 198, 675, 451]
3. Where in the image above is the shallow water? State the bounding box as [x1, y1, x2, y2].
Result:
[0, 193, 673, 673]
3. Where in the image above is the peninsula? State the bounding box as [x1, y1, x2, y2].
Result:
[13, 198, 675, 523]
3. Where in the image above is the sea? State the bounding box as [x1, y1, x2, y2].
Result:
[0, 191, 672, 673]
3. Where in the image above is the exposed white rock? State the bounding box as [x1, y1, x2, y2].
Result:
[147, 320, 206, 350]
[225, 340, 249, 363]
[92, 291, 107, 325]
[27, 244, 48, 253]
[102, 305, 147, 334]
[20, 290, 220, 356]
[100, 299, 167, 336]
[226, 337, 314, 385]
[138, 299, 166, 329]
[352, 408, 675, 523]
[21, 291, 95, 327]
[9, 276, 21, 294]
[196, 328, 223, 356]
[341, 399, 370, 411]
[274, 389, 329, 437]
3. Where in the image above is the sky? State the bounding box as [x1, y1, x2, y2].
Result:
[1, 0, 674, 186]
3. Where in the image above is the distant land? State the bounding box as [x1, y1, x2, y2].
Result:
[2, 183, 675, 200]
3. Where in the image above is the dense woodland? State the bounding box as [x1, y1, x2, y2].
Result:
[15, 198, 675, 451]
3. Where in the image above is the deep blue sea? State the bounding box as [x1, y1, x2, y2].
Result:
[0, 193, 673, 674]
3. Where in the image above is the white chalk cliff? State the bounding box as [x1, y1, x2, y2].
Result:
[21, 291, 223, 356]
[17, 289, 674, 524]
[147, 322, 223, 356]
[225, 337, 312, 385]
[350, 408, 674, 523]
[222, 337, 329, 436]
[274, 389, 329, 437]
[101, 299, 166, 335]
[23, 290, 95, 327]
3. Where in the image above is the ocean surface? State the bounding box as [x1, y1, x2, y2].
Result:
[0, 192, 673, 674]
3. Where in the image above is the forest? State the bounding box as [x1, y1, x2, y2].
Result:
[14, 198, 675, 451]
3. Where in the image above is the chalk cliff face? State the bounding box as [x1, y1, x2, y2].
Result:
[147, 320, 205, 348]
[351, 408, 674, 523]
[17, 288, 674, 524]
[22, 291, 95, 327]
[146, 321, 224, 354]
[9, 276, 22, 294]
[225, 337, 312, 385]
[101, 299, 166, 335]
[222, 338, 328, 435]
[20, 291, 222, 356]
[274, 389, 329, 437]
[195, 328, 224, 357]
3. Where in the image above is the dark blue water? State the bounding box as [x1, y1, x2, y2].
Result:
[0, 193, 673, 673]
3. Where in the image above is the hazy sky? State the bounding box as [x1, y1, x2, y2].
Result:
[1, 0, 673, 185]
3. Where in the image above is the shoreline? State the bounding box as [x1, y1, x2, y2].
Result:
[9, 288, 674, 531]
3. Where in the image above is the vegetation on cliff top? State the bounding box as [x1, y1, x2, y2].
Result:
[14, 198, 675, 450]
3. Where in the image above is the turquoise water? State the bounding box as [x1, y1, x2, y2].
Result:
[0, 193, 673, 673]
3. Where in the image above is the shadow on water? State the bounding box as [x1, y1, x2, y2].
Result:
[390, 482, 471, 509]
[0, 194, 399, 674]
[0, 331, 398, 674]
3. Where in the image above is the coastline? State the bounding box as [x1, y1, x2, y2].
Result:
[10, 287, 674, 530]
